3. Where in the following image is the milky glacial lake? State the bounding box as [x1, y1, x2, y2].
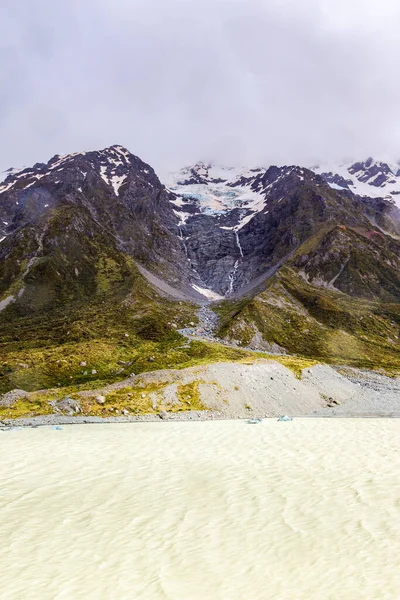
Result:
[1, 420, 399, 599]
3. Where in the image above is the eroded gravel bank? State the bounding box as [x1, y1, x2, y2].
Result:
[1, 360, 399, 428]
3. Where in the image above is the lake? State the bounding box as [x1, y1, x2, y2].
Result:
[1, 420, 399, 599]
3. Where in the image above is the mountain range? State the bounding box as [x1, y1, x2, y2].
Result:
[1, 146, 400, 393]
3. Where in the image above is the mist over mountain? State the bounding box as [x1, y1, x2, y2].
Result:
[3, 0, 400, 176]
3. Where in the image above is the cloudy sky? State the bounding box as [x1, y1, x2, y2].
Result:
[1, 0, 400, 176]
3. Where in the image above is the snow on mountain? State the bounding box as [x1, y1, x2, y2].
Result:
[2, 145, 400, 302]
[167, 162, 326, 234]
[312, 158, 400, 205]
[167, 158, 400, 231]
[0, 146, 134, 197]
[167, 163, 266, 213]
[166, 162, 272, 231]
[0, 167, 23, 185]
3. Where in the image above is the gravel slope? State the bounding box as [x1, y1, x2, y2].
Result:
[2, 360, 399, 427]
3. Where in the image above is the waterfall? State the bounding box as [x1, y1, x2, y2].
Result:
[228, 260, 239, 295]
[235, 231, 244, 257]
[226, 231, 244, 295]
[179, 225, 188, 258]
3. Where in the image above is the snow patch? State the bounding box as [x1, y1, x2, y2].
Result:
[0, 180, 16, 193]
[100, 166, 109, 185]
[48, 151, 83, 171]
[110, 174, 127, 194]
[170, 196, 188, 207]
[173, 210, 192, 225]
[100, 165, 127, 195]
[329, 183, 347, 191]
[192, 285, 224, 301]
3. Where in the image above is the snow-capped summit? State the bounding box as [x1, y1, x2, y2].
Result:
[0, 145, 143, 197]
[312, 158, 400, 203]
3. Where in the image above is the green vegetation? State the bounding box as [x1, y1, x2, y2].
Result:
[2, 198, 399, 419]
[176, 381, 206, 410]
[215, 266, 400, 373]
[0, 393, 54, 419]
[272, 355, 318, 378]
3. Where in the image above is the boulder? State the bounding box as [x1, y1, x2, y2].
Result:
[55, 397, 82, 414]
[0, 389, 29, 408]
[278, 415, 293, 422]
[159, 410, 168, 420]
[95, 395, 106, 405]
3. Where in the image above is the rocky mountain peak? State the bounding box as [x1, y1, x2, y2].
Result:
[1, 146, 400, 306]
[0, 145, 158, 200]
[313, 158, 400, 201]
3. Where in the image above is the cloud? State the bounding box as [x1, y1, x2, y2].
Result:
[1, 0, 400, 176]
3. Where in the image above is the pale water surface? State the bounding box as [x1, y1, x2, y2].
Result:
[1, 420, 399, 600]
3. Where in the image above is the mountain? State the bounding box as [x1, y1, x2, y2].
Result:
[0, 147, 400, 396]
[312, 158, 400, 201]
[0, 145, 196, 300]
[166, 160, 400, 297]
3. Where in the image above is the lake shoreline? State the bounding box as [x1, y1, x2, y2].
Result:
[2, 410, 400, 429]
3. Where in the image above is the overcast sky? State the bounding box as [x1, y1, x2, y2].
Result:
[1, 0, 400, 176]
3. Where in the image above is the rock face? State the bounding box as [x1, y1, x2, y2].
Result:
[0, 145, 197, 318]
[167, 161, 400, 297]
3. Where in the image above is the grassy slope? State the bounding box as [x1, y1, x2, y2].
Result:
[216, 267, 400, 373]
[216, 226, 400, 373]
[0, 200, 318, 419]
[2, 212, 400, 419]
[0, 252, 273, 401]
